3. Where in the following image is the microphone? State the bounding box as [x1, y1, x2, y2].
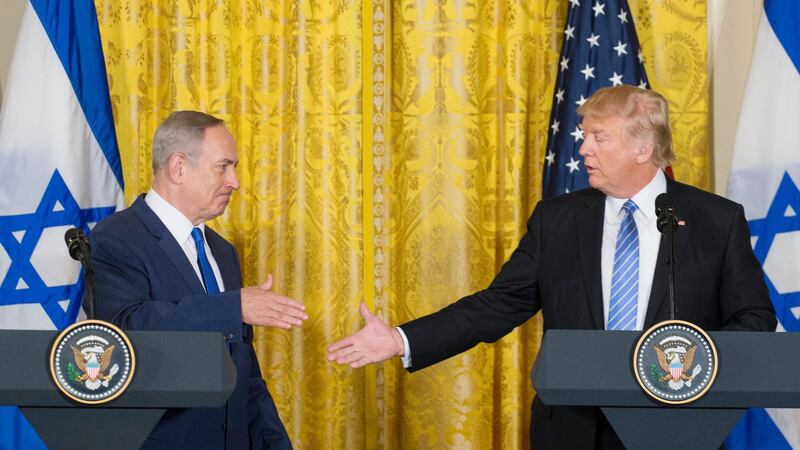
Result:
[654, 193, 678, 321]
[64, 228, 96, 320]
[655, 193, 677, 233]
[65, 228, 88, 263]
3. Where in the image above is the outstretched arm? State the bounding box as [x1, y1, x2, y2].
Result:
[327, 302, 405, 368]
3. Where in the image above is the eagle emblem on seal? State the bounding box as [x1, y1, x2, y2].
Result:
[70, 343, 119, 390]
[654, 336, 703, 391]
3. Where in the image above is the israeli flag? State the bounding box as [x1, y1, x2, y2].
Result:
[724, 0, 800, 448]
[0, 0, 124, 447]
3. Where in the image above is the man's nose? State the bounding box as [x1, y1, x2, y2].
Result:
[578, 141, 589, 157]
[228, 170, 240, 190]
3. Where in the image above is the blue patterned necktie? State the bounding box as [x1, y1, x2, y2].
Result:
[191, 227, 220, 294]
[608, 200, 639, 330]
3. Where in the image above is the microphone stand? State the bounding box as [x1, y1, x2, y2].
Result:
[658, 206, 678, 320]
[78, 239, 96, 321]
[666, 206, 676, 320]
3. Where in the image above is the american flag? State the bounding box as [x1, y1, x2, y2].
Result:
[542, 0, 650, 198]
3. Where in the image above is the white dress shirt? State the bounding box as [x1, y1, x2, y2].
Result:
[145, 188, 226, 292]
[601, 170, 666, 330]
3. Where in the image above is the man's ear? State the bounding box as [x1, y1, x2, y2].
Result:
[164, 153, 186, 184]
[635, 142, 655, 164]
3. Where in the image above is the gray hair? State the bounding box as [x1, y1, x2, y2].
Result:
[152, 111, 225, 173]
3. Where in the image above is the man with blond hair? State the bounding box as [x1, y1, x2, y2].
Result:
[88, 111, 306, 449]
[328, 86, 775, 448]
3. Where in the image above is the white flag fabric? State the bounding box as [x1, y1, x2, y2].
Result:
[725, 0, 800, 448]
[0, 0, 124, 447]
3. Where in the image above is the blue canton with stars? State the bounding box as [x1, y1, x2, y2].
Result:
[542, 0, 649, 198]
[0, 170, 116, 329]
[747, 172, 800, 332]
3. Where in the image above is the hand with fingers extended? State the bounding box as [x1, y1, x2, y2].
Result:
[327, 302, 405, 368]
[241, 274, 308, 329]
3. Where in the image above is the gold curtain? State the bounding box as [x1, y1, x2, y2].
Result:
[97, 0, 708, 448]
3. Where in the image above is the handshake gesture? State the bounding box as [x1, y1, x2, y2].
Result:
[327, 302, 405, 367]
[241, 274, 308, 329]
[240, 279, 403, 368]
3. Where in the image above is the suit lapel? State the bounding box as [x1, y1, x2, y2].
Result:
[159, 236, 207, 295]
[644, 180, 693, 326]
[205, 228, 241, 290]
[576, 192, 606, 329]
[131, 196, 207, 295]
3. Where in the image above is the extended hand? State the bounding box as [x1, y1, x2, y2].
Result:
[241, 274, 308, 329]
[327, 302, 405, 368]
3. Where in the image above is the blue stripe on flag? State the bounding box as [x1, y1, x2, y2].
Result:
[727, 409, 792, 450]
[725, 0, 800, 447]
[0, 0, 125, 447]
[0, 407, 46, 449]
[29, 0, 123, 188]
[765, 0, 800, 73]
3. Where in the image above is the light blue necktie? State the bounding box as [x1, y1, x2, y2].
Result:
[608, 200, 639, 330]
[191, 227, 220, 294]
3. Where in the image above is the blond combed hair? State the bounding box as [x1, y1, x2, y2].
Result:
[578, 85, 675, 168]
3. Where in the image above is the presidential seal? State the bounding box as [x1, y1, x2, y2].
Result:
[633, 320, 718, 405]
[49, 320, 135, 405]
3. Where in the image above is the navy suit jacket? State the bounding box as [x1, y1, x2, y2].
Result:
[400, 178, 776, 449]
[87, 195, 292, 450]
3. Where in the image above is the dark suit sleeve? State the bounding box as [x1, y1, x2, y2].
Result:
[400, 206, 543, 372]
[88, 227, 245, 341]
[718, 204, 776, 331]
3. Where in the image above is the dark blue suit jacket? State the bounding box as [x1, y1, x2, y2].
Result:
[87, 195, 292, 449]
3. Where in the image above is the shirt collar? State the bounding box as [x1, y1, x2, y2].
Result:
[606, 169, 667, 220]
[145, 187, 205, 244]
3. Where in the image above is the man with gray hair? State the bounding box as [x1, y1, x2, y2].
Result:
[328, 86, 776, 449]
[88, 111, 305, 449]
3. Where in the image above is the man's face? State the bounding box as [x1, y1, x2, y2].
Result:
[179, 125, 240, 224]
[578, 115, 648, 198]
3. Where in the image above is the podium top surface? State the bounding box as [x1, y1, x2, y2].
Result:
[532, 329, 800, 408]
[0, 330, 235, 408]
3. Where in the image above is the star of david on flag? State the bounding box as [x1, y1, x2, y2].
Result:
[542, 0, 649, 198]
[748, 173, 800, 333]
[0, 171, 116, 328]
[0, 0, 124, 447]
[724, 0, 800, 448]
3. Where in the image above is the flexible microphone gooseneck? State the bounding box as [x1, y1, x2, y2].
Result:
[655, 193, 678, 321]
[64, 228, 96, 320]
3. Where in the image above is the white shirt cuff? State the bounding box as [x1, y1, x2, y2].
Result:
[396, 326, 412, 368]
